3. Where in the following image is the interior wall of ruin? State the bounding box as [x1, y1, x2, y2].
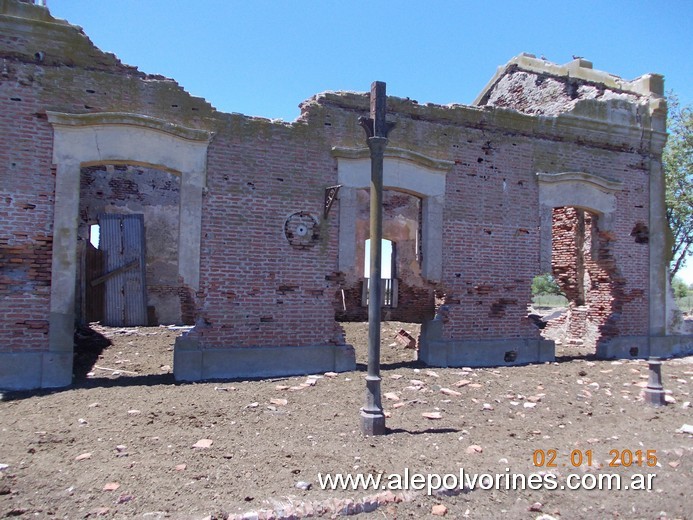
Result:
[78, 164, 187, 325]
[337, 189, 434, 323]
[544, 206, 648, 352]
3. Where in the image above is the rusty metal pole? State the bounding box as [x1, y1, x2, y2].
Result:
[359, 81, 390, 436]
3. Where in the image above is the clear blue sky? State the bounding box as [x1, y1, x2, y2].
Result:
[47, 1, 693, 283]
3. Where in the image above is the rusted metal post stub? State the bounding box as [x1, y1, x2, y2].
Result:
[360, 81, 389, 436]
[371, 81, 387, 137]
[644, 357, 666, 406]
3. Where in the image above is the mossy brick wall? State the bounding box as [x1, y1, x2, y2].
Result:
[0, 3, 653, 358]
[304, 93, 650, 345]
[0, 7, 216, 353]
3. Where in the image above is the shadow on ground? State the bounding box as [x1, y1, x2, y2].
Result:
[73, 324, 112, 380]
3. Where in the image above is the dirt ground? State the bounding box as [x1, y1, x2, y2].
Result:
[1, 320, 692, 520]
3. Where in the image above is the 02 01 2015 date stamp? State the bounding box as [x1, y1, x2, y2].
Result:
[532, 449, 657, 468]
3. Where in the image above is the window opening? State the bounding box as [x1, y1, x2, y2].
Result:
[89, 223, 100, 249]
[363, 238, 397, 307]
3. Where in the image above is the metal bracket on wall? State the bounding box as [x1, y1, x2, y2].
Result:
[324, 184, 342, 218]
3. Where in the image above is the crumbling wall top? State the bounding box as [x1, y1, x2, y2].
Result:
[0, 0, 57, 24]
[474, 53, 664, 118]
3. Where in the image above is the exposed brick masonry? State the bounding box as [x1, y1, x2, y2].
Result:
[0, 3, 663, 382]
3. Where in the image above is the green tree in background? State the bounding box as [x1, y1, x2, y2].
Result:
[664, 94, 693, 279]
[531, 273, 562, 296]
[672, 276, 689, 299]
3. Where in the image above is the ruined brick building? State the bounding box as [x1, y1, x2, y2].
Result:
[1, 0, 691, 390]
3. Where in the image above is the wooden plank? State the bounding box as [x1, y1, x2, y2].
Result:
[90, 259, 138, 287]
[85, 241, 104, 323]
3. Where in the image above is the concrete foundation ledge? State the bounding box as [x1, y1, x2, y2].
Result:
[596, 336, 650, 359]
[173, 340, 356, 382]
[649, 335, 693, 358]
[417, 337, 555, 368]
[0, 351, 72, 391]
[596, 335, 693, 359]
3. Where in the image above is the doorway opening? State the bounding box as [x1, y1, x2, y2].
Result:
[336, 189, 434, 367]
[363, 238, 397, 307]
[75, 163, 190, 381]
[77, 163, 188, 327]
[538, 206, 619, 357]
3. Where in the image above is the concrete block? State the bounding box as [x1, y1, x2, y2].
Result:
[537, 340, 555, 362]
[598, 335, 693, 360]
[649, 335, 693, 358]
[173, 343, 356, 382]
[334, 344, 356, 372]
[417, 319, 445, 365]
[41, 352, 73, 388]
[49, 311, 75, 352]
[173, 347, 203, 382]
[596, 336, 650, 359]
[0, 352, 43, 390]
[419, 338, 555, 368]
[418, 340, 447, 366]
[173, 334, 203, 381]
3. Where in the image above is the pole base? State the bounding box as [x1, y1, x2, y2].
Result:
[644, 388, 666, 406]
[360, 408, 386, 436]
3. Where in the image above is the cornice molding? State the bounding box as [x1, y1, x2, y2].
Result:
[46, 111, 213, 142]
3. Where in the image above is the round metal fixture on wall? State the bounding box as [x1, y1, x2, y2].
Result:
[284, 212, 319, 249]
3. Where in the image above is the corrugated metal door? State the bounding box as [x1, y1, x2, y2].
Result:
[98, 214, 148, 326]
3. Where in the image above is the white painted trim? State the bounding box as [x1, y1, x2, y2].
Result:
[537, 171, 623, 273]
[46, 111, 212, 141]
[332, 146, 454, 171]
[537, 171, 622, 193]
[336, 155, 447, 197]
[537, 171, 621, 216]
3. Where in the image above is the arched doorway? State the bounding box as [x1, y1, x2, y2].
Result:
[332, 147, 452, 364]
[536, 172, 628, 357]
[43, 111, 212, 387]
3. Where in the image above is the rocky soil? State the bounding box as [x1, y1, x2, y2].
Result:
[1, 321, 692, 519]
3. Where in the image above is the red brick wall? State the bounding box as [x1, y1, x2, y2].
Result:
[186, 118, 345, 348]
[0, 63, 55, 352]
[0, 6, 654, 361]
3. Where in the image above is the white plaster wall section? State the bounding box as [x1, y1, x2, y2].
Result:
[333, 147, 452, 281]
[333, 147, 449, 197]
[538, 208, 554, 273]
[47, 115, 211, 175]
[422, 194, 444, 281]
[337, 187, 358, 272]
[49, 160, 81, 319]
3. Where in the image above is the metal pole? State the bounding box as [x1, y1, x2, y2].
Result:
[359, 81, 389, 436]
[643, 357, 666, 406]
